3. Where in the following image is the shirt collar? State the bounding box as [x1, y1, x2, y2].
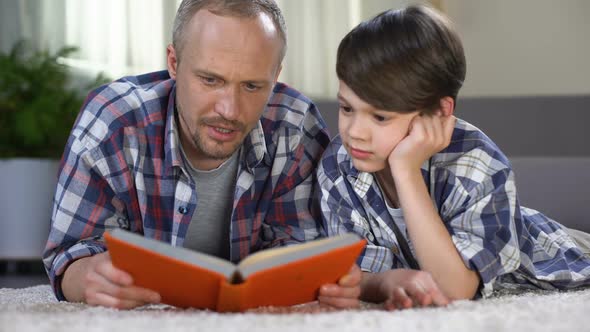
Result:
[164, 85, 183, 172]
[240, 120, 268, 172]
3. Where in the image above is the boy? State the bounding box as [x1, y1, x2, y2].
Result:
[316, 5, 590, 310]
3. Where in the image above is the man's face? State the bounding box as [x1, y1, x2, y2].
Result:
[167, 9, 283, 170]
[337, 81, 419, 173]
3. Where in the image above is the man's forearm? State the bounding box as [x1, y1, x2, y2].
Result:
[61, 256, 92, 302]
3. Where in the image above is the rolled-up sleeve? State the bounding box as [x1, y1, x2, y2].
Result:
[43, 137, 125, 300]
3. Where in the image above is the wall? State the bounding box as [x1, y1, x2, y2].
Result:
[314, 95, 590, 230]
[445, 0, 590, 97]
[278, 0, 590, 99]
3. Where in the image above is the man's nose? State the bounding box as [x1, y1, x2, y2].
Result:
[214, 86, 239, 120]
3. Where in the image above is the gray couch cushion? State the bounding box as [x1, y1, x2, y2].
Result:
[314, 96, 590, 233]
[511, 157, 590, 232]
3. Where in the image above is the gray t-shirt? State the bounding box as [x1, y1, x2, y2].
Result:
[179, 142, 238, 260]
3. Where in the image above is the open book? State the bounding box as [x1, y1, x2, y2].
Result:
[104, 229, 366, 312]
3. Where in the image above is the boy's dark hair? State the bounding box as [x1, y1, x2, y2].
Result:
[336, 5, 466, 113]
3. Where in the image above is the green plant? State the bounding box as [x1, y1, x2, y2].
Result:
[0, 41, 109, 158]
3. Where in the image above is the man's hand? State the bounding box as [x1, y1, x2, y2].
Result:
[378, 269, 450, 310]
[317, 264, 362, 309]
[62, 252, 160, 309]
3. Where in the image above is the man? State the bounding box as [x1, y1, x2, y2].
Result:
[44, 0, 359, 310]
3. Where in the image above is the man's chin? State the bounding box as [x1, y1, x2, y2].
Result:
[201, 143, 240, 161]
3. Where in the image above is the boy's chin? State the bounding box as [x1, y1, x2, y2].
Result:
[351, 159, 386, 173]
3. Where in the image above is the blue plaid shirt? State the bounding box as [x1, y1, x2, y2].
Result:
[44, 70, 330, 300]
[317, 118, 590, 297]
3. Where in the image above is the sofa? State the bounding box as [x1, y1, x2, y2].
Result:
[315, 95, 590, 232]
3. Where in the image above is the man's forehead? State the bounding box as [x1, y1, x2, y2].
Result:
[256, 11, 279, 39]
[188, 9, 280, 42]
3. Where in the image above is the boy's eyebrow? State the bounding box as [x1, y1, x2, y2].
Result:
[336, 93, 350, 104]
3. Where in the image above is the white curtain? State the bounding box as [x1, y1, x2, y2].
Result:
[61, 0, 179, 79]
[1, 0, 421, 99]
[0, 0, 66, 55]
[276, 0, 418, 99]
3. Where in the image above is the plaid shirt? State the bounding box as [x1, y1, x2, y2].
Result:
[317, 118, 590, 297]
[44, 70, 330, 300]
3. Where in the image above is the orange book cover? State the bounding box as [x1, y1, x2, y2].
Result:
[104, 229, 366, 312]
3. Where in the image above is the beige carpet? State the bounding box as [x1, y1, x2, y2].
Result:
[1, 285, 589, 332]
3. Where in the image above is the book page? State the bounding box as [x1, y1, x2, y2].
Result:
[237, 233, 361, 278]
[109, 229, 237, 278]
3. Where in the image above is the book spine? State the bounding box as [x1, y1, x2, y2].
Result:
[217, 282, 249, 312]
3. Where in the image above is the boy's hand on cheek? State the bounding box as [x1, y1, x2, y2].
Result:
[389, 113, 456, 173]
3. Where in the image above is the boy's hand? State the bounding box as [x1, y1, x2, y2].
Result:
[389, 113, 456, 173]
[65, 252, 161, 309]
[317, 264, 362, 309]
[379, 269, 450, 310]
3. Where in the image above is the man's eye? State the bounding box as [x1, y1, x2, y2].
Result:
[374, 115, 386, 122]
[244, 83, 261, 92]
[200, 76, 217, 85]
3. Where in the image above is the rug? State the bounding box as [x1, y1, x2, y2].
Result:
[1, 285, 589, 332]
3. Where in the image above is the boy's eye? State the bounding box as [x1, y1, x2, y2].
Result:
[339, 105, 352, 113]
[374, 115, 386, 122]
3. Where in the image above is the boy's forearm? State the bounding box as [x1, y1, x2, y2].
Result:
[359, 271, 387, 303]
[393, 168, 479, 300]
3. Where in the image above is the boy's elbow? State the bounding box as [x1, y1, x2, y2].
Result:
[447, 272, 480, 301]
[448, 287, 478, 301]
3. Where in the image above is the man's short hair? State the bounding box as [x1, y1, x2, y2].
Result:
[172, 0, 287, 63]
[336, 5, 466, 113]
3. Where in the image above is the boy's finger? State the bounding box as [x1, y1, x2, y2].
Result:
[383, 298, 398, 311]
[405, 281, 433, 306]
[392, 287, 412, 309]
[430, 288, 450, 307]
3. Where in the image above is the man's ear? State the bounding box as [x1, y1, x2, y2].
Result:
[273, 64, 283, 84]
[439, 96, 455, 116]
[166, 44, 178, 79]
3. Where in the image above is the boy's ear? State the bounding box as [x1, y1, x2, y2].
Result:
[439, 96, 455, 116]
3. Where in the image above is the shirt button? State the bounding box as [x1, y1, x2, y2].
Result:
[391, 246, 400, 255]
[178, 206, 188, 214]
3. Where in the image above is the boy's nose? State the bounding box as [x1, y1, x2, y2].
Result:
[346, 117, 369, 141]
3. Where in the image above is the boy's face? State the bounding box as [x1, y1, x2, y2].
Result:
[337, 81, 419, 173]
